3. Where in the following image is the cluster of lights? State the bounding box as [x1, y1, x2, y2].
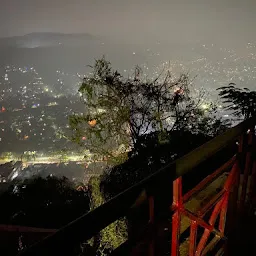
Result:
[150, 43, 256, 98]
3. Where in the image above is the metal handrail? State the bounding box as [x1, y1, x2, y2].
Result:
[19, 116, 256, 256]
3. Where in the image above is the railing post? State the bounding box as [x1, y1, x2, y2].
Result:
[248, 126, 256, 210]
[189, 220, 197, 256]
[239, 129, 253, 212]
[171, 177, 182, 256]
[148, 196, 155, 256]
[225, 136, 243, 255]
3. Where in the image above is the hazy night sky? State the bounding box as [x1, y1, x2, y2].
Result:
[1, 0, 256, 45]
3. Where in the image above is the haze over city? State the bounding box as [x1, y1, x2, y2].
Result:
[0, 0, 255, 178]
[1, 0, 256, 88]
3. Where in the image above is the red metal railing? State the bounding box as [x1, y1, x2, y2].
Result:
[19, 116, 256, 256]
[171, 156, 236, 255]
[170, 127, 256, 256]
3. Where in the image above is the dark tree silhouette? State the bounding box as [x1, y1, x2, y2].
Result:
[70, 57, 229, 164]
[100, 130, 217, 200]
[217, 83, 256, 119]
[0, 176, 90, 228]
[0, 176, 90, 255]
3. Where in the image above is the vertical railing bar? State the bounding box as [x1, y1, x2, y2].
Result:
[239, 130, 253, 210]
[149, 196, 154, 223]
[189, 220, 198, 256]
[224, 162, 237, 191]
[236, 134, 243, 207]
[195, 197, 224, 256]
[224, 135, 243, 255]
[201, 236, 221, 256]
[148, 196, 155, 256]
[219, 159, 239, 234]
[195, 160, 237, 256]
[250, 162, 256, 208]
[171, 177, 182, 256]
[248, 126, 256, 209]
[236, 134, 244, 212]
[219, 193, 229, 234]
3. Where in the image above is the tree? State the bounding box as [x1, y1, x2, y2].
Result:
[217, 83, 256, 119]
[69, 58, 230, 255]
[69, 57, 227, 164]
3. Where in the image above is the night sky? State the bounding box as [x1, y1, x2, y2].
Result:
[1, 0, 256, 45]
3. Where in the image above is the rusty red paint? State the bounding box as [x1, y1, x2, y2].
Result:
[195, 198, 224, 256]
[182, 209, 215, 233]
[170, 157, 240, 256]
[224, 162, 238, 191]
[170, 153, 243, 256]
[171, 178, 183, 256]
[173, 177, 183, 208]
[171, 211, 181, 256]
[219, 193, 229, 234]
[189, 220, 198, 256]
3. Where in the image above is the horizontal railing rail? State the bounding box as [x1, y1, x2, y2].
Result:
[19, 116, 256, 256]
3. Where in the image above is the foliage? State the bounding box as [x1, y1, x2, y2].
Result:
[88, 176, 104, 210]
[51, 149, 69, 163]
[217, 83, 256, 119]
[20, 151, 37, 162]
[69, 58, 230, 255]
[101, 130, 218, 200]
[83, 176, 127, 255]
[0, 151, 15, 160]
[69, 57, 224, 163]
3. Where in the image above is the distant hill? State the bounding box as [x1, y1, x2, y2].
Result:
[0, 32, 99, 48]
[0, 32, 153, 85]
[0, 32, 203, 77]
[2, 32, 254, 94]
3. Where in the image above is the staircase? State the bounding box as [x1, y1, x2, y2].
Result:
[18, 116, 256, 256]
